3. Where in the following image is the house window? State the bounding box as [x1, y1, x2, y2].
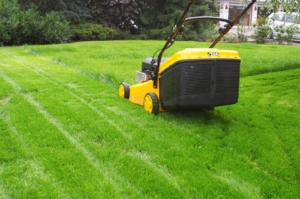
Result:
[229, 5, 250, 25]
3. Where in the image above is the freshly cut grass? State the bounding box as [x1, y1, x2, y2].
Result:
[0, 41, 299, 198]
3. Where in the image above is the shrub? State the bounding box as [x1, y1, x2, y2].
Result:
[252, 15, 272, 44]
[43, 12, 71, 44]
[0, 0, 71, 45]
[71, 23, 119, 41]
[253, 25, 271, 44]
[122, 31, 148, 40]
[257, 15, 267, 26]
[285, 25, 298, 44]
[145, 27, 171, 40]
[0, 0, 20, 45]
[224, 33, 238, 43]
[237, 25, 248, 42]
[19, 8, 71, 44]
[274, 24, 297, 45]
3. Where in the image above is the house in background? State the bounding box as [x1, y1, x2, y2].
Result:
[216, 0, 266, 27]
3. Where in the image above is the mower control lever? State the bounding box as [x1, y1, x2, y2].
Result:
[218, 27, 226, 34]
[151, 59, 156, 65]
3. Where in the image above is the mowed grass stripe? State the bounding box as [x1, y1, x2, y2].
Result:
[1, 49, 191, 197]
[0, 76, 79, 198]
[2, 49, 188, 197]
[1, 98, 72, 198]
[0, 167, 10, 199]
[3, 48, 209, 193]
[0, 69, 121, 196]
[0, 106, 15, 199]
[0, 185, 9, 199]
[0, 94, 121, 198]
[0, 58, 146, 197]
[3, 49, 132, 141]
[0, 115, 73, 199]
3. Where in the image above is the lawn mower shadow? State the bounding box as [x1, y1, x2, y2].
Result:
[165, 109, 231, 127]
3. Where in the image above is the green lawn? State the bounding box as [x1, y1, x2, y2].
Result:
[0, 41, 299, 198]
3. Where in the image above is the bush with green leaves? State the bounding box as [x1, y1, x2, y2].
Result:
[0, 0, 20, 45]
[19, 7, 71, 44]
[253, 25, 271, 44]
[274, 24, 298, 44]
[0, 0, 71, 45]
[252, 15, 272, 44]
[71, 23, 120, 41]
[236, 25, 248, 42]
[223, 33, 238, 43]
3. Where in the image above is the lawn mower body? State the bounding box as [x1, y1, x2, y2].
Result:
[119, 0, 257, 114]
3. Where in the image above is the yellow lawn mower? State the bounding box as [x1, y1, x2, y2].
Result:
[119, 0, 257, 114]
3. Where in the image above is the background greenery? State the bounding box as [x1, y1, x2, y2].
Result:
[0, 0, 71, 45]
[1, 0, 299, 45]
[0, 41, 299, 198]
[0, 0, 219, 44]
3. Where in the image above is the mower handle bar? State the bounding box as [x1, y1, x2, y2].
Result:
[185, 16, 233, 25]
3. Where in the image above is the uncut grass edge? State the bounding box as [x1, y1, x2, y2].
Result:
[23, 41, 300, 86]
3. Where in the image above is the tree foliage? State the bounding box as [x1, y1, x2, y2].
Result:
[2, 0, 298, 44]
[138, 0, 218, 40]
[263, 0, 300, 14]
[18, 0, 90, 23]
[19, 8, 71, 44]
[71, 23, 120, 41]
[86, 0, 146, 31]
[239, 0, 300, 15]
[0, 0, 20, 45]
[0, 0, 71, 45]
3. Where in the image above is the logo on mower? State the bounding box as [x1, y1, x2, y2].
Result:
[208, 52, 219, 56]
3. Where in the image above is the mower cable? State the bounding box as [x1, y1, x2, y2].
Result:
[151, 49, 161, 62]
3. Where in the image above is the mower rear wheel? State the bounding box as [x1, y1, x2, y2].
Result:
[118, 82, 130, 99]
[143, 92, 159, 114]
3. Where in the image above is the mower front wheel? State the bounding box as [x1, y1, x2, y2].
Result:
[118, 82, 130, 99]
[143, 92, 159, 115]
